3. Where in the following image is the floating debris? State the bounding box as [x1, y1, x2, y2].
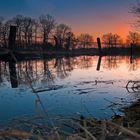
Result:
[34, 85, 65, 93]
[126, 81, 140, 93]
[78, 80, 114, 86]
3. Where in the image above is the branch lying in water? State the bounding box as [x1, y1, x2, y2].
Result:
[126, 80, 140, 93]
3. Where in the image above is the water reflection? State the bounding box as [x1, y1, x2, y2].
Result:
[129, 56, 139, 71]
[0, 56, 140, 88]
[103, 56, 119, 70]
[0, 56, 140, 125]
[96, 56, 102, 71]
[54, 57, 71, 79]
[9, 60, 18, 88]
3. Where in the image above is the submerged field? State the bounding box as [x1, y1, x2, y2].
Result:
[0, 55, 140, 139]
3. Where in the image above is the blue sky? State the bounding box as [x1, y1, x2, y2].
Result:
[0, 0, 137, 38]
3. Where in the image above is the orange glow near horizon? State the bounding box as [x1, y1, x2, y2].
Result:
[115, 24, 131, 41]
[67, 11, 135, 42]
[72, 23, 132, 42]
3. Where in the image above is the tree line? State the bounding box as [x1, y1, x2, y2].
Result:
[0, 14, 140, 50]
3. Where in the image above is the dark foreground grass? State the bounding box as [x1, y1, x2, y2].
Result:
[0, 100, 140, 140]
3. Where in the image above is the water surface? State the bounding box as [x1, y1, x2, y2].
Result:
[0, 56, 140, 126]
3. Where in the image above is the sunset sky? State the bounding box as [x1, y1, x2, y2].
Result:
[0, 0, 138, 40]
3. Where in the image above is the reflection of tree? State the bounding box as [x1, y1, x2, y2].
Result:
[3, 56, 140, 89]
[54, 57, 72, 79]
[28, 61, 34, 78]
[17, 60, 54, 86]
[19, 61, 35, 85]
[128, 57, 139, 71]
[65, 57, 74, 72]
[0, 61, 10, 86]
[103, 56, 119, 70]
[42, 60, 54, 85]
[78, 56, 93, 69]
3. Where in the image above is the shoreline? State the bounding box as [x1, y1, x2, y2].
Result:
[0, 99, 140, 139]
[0, 47, 140, 61]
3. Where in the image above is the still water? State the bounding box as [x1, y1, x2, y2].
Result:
[0, 56, 140, 126]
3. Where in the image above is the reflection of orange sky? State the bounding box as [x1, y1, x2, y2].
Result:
[21, 56, 140, 80]
[14, 56, 140, 85]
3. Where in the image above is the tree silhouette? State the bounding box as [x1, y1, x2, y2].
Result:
[131, 2, 140, 28]
[65, 31, 76, 50]
[34, 20, 39, 45]
[0, 14, 135, 51]
[39, 15, 56, 46]
[54, 24, 71, 49]
[12, 15, 24, 46]
[126, 31, 140, 45]
[112, 34, 123, 47]
[77, 33, 93, 48]
[22, 17, 36, 46]
[0, 17, 3, 47]
[0, 20, 10, 47]
[102, 33, 122, 48]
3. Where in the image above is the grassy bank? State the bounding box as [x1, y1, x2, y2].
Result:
[0, 47, 140, 61]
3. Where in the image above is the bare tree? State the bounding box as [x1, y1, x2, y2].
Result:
[126, 31, 140, 45]
[102, 33, 114, 48]
[0, 20, 11, 47]
[65, 31, 76, 50]
[21, 17, 36, 46]
[11, 15, 39, 48]
[0, 17, 4, 47]
[39, 15, 56, 45]
[54, 24, 71, 49]
[131, 1, 140, 27]
[12, 15, 24, 46]
[112, 34, 123, 47]
[102, 33, 122, 48]
[33, 20, 39, 45]
[77, 34, 93, 48]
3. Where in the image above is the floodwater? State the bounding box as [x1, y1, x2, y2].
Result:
[0, 56, 140, 126]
